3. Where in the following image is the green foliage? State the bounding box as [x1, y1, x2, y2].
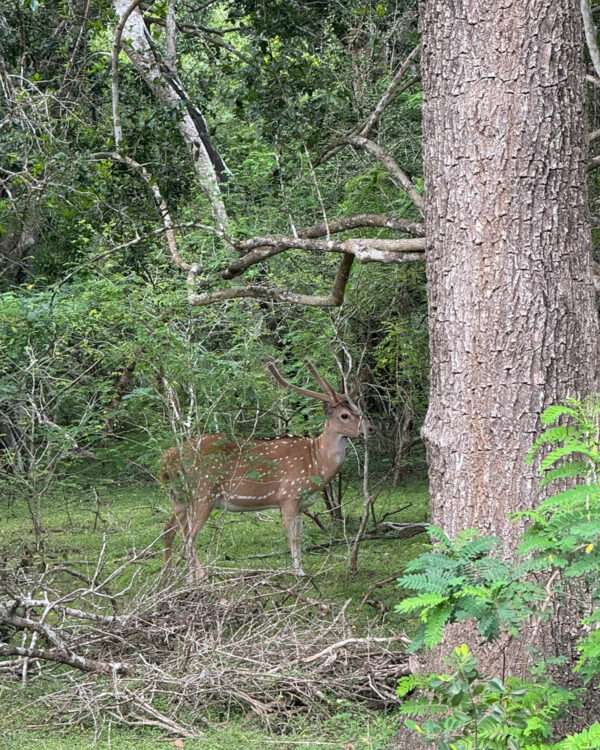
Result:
[552, 723, 600, 749]
[397, 398, 600, 749]
[396, 528, 541, 651]
[518, 398, 600, 579]
[398, 645, 573, 750]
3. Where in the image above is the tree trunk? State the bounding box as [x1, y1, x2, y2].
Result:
[423, 0, 598, 562]
[394, 2, 599, 744]
[112, 0, 229, 237]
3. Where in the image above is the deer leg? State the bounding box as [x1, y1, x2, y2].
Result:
[281, 504, 304, 576]
[163, 511, 179, 567]
[164, 494, 187, 569]
[183, 501, 214, 582]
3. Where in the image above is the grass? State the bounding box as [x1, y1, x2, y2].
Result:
[0, 475, 429, 749]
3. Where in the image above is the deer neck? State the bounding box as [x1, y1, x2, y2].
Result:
[313, 424, 348, 483]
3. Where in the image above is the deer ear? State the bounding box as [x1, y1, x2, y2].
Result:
[323, 402, 333, 416]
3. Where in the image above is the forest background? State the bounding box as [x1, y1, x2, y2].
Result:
[2, 1, 600, 749]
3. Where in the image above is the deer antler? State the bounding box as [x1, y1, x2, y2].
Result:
[304, 360, 340, 402]
[266, 360, 332, 402]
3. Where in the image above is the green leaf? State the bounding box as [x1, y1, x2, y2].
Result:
[540, 404, 578, 426]
[396, 593, 447, 614]
[424, 604, 452, 648]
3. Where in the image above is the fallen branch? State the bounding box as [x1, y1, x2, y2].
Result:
[2, 564, 409, 733]
[302, 635, 407, 664]
[246, 524, 427, 559]
[0, 644, 128, 676]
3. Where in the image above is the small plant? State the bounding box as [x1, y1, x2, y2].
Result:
[397, 644, 573, 750]
[396, 397, 600, 749]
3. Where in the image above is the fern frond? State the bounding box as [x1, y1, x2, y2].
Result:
[541, 443, 598, 471]
[396, 592, 447, 614]
[426, 525, 452, 547]
[540, 404, 578, 426]
[528, 425, 573, 462]
[540, 462, 591, 488]
[424, 604, 452, 648]
[458, 535, 498, 559]
[553, 721, 600, 749]
[537, 485, 600, 513]
[396, 674, 423, 697]
[398, 570, 463, 594]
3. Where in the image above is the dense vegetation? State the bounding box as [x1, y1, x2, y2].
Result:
[0, 0, 427, 496]
[0, 2, 430, 746]
[3, 1, 600, 749]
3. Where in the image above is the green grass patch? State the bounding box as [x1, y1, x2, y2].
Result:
[0, 477, 429, 748]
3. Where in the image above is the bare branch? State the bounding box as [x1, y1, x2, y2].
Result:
[111, 0, 145, 150]
[222, 213, 423, 279]
[294, 213, 423, 239]
[358, 45, 421, 138]
[112, 0, 229, 235]
[0, 604, 128, 676]
[0, 644, 128, 676]
[318, 47, 420, 165]
[98, 151, 205, 271]
[165, 0, 177, 71]
[346, 135, 424, 214]
[190, 254, 355, 307]
[222, 235, 425, 279]
[302, 636, 405, 664]
[582, 0, 600, 80]
[7, 597, 124, 625]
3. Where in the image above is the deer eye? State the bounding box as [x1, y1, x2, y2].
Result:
[340, 412, 350, 420]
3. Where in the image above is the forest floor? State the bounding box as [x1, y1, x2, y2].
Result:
[0, 477, 429, 750]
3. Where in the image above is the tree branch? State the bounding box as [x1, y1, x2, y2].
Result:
[189, 254, 355, 307]
[112, 0, 229, 235]
[582, 0, 600, 79]
[318, 46, 420, 164]
[357, 45, 420, 139]
[103, 151, 194, 271]
[293, 212, 423, 239]
[0, 603, 128, 676]
[222, 235, 425, 279]
[165, 0, 177, 71]
[0, 644, 128, 676]
[111, 0, 145, 150]
[222, 213, 424, 279]
[345, 135, 424, 214]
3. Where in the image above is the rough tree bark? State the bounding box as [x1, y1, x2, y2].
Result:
[422, 0, 599, 540]
[395, 1, 599, 745]
[422, 0, 598, 561]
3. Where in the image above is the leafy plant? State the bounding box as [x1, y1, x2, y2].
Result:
[396, 527, 542, 651]
[397, 645, 573, 750]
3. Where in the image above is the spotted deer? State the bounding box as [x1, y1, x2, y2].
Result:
[161, 360, 370, 577]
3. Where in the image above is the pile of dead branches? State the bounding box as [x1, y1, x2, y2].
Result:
[1, 561, 408, 737]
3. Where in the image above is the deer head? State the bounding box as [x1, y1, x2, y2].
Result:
[266, 359, 368, 438]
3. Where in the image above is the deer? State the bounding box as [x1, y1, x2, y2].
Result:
[161, 360, 370, 578]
